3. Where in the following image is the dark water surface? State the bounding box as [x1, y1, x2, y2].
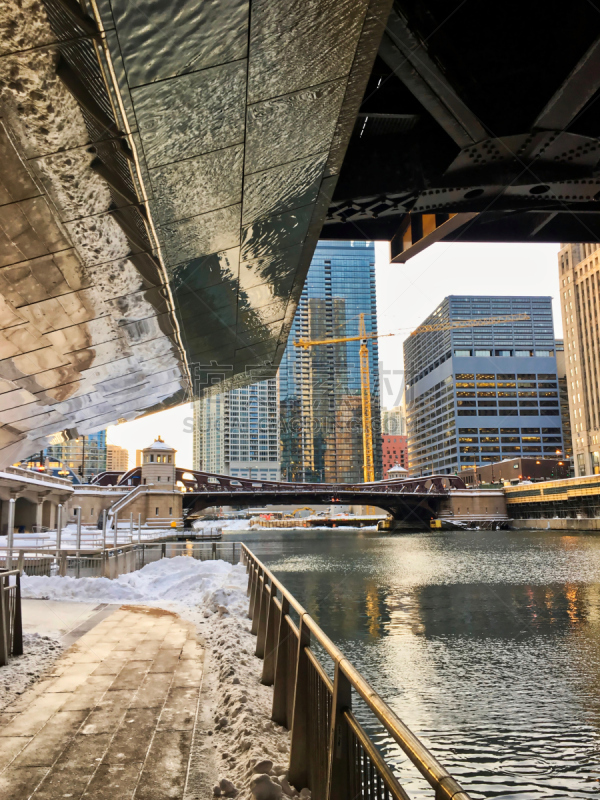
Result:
[223, 528, 600, 798]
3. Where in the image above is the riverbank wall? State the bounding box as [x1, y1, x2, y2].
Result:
[511, 518, 600, 531]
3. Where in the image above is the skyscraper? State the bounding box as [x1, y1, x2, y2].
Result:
[404, 296, 564, 476]
[30, 431, 108, 482]
[278, 240, 381, 483]
[193, 378, 280, 480]
[558, 243, 600, 474]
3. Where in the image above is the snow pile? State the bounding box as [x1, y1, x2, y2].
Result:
[21, 557, 248, 612]
[193, 519, 252, 532]
[0, 633, 64, 712]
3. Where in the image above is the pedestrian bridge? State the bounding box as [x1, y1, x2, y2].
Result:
[92, 468, 466, 524]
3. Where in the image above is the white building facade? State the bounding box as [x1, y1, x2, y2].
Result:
[193, 378, 281, 480]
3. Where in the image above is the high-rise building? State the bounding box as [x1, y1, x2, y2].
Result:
[382, 405, 406, 435]
[404, 296, 564, 476]
[278, 240, 381, 483]
[558, 242, 600, 474]
[554, 339, 573, 463]
[106, 444, 129, 473]
[193, 378, 280, 480]
[29, 430, 108, 482]
[381, 434, 408, 477]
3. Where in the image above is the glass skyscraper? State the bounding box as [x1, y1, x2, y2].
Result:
[28, 430, 108, 483]
[405, 296, 564, 475]
[279, 240, 381, 483]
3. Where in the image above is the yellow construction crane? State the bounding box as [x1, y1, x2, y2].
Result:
[294, 312, 530, 483]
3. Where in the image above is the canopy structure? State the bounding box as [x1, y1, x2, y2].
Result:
[1, 0, 599, 464]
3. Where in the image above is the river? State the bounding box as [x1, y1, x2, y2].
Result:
[223, 527, 600, 799]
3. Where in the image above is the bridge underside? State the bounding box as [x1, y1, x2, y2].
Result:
[2, 1, 599, 461]
[183, 491, 441, 525]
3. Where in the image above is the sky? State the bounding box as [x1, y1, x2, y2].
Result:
[107, 241, 561, 469]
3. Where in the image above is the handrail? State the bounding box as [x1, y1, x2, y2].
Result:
[241, 543, 472, 800]
[0, 568, 23, 666]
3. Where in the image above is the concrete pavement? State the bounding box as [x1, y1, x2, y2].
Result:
[0, 605, 206, 799]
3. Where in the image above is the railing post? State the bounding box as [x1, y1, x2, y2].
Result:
[59, 552, 68, 577]
[289, 615, 311, 791]
[0, 577, 7, 667]
[138, 514, 141, 544]
[256, 578, 270, 659]
[129, 512, 133, 542]
[272, 596, 290, 727]
[102, 509, 107, 550]
[6, 498, 15, 570]
[161, 542, 166, 559]
[262, 588, 279, 685]
[326, 663, 352, 800]
[251, 570, 264, 636]
[113, 511, 118, 547]
[12, 572, 23, 657]
[17, 551, 24, 573]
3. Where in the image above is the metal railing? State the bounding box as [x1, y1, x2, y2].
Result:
[0, 541, 242, 580]
[0, 569, 23, 666]
[242, 544, 471, 800]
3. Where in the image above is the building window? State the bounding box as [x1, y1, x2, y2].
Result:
[155, 507, 159, 516]
[167, 476, 170, 482]
[143, 478, 147, 484]
[157, 476, 161, 482]
[169, 507, 172, 515]
[90, 508, 94, 517]
[168, 456, 172, 463]
[578, 453, 586, 475]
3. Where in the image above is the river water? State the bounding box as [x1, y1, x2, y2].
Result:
[223, 528, 600, 799]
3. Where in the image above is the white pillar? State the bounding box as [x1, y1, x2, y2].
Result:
[75, 507, 81, 553]
[138, 514, 141, 544]
[6, 498, 15, 570]
[102, 509, 107, 550]
[56, 504, 62, 551]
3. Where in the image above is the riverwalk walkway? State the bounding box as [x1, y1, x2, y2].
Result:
[0, 605, 206, 799]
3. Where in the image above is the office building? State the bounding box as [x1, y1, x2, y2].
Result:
[558, 243, 600, 475]
[26, 431, 108, 483]
[193, 378, 280, 481]
[382, 434, 408, 477]
[554, 339, 573, 463]
[106, 445, 129, 473]
[382, 405, 406, 435]
[279, 240, 381, 483]
[404, 296, 564, 476]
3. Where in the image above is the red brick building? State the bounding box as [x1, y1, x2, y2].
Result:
[382, 434, 408, 478]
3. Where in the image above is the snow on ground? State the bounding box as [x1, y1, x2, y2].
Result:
[20, 557, 309, 799]
[0, 633, 64, 712]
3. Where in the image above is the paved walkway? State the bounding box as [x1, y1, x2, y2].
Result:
[0, 605, 205, 799]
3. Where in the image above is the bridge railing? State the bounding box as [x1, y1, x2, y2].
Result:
[0, 569, 23, 667]
[242, 543, 471, 800]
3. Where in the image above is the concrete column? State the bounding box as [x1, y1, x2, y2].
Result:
[75, 507, 81, 553]
[102, 509, 107, 550]
[56, 504, 63, 551]
[7, 498, 15, 570]
[35, 500, 43, 533]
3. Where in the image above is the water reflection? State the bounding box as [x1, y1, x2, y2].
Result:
[225, 529, 600, 797]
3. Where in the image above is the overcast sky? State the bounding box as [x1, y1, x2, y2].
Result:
[108, 241, 561, 468]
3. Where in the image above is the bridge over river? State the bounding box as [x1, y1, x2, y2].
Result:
[92, 468, 466, 526]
